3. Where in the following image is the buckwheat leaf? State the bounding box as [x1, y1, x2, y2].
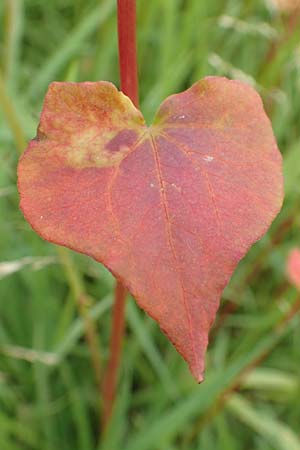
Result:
[18, 77, 283, 381]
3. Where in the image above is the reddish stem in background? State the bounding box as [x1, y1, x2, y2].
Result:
[101, 281, 127, 429]
[117, 0, 139, 107]
[101, 0, 139, 431]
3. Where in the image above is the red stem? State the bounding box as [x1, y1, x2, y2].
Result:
[101, 0, 139, 431]
[101, 281, 127, 429]
[117, 0, 139, 107]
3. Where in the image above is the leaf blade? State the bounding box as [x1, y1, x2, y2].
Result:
[18, 77, 283, 380]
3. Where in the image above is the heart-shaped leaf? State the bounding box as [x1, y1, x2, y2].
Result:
[18, 77, 283, 381]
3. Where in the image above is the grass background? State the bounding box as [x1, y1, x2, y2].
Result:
[1, 0, 300, 449]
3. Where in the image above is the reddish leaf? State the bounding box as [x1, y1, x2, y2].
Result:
[286, 248, 300, 290]
[18, 77, 283, 381]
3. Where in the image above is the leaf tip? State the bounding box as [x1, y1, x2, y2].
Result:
[194, 369, 205, 384]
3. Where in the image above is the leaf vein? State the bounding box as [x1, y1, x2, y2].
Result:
[149, 132, 199, 375]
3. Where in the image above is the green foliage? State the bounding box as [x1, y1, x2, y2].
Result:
[0, 0, 299, 449]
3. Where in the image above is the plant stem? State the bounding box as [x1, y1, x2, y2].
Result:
[101, 281, 127, 429]
[117, 0, 139, 107]
[101, 0, 139, 431]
